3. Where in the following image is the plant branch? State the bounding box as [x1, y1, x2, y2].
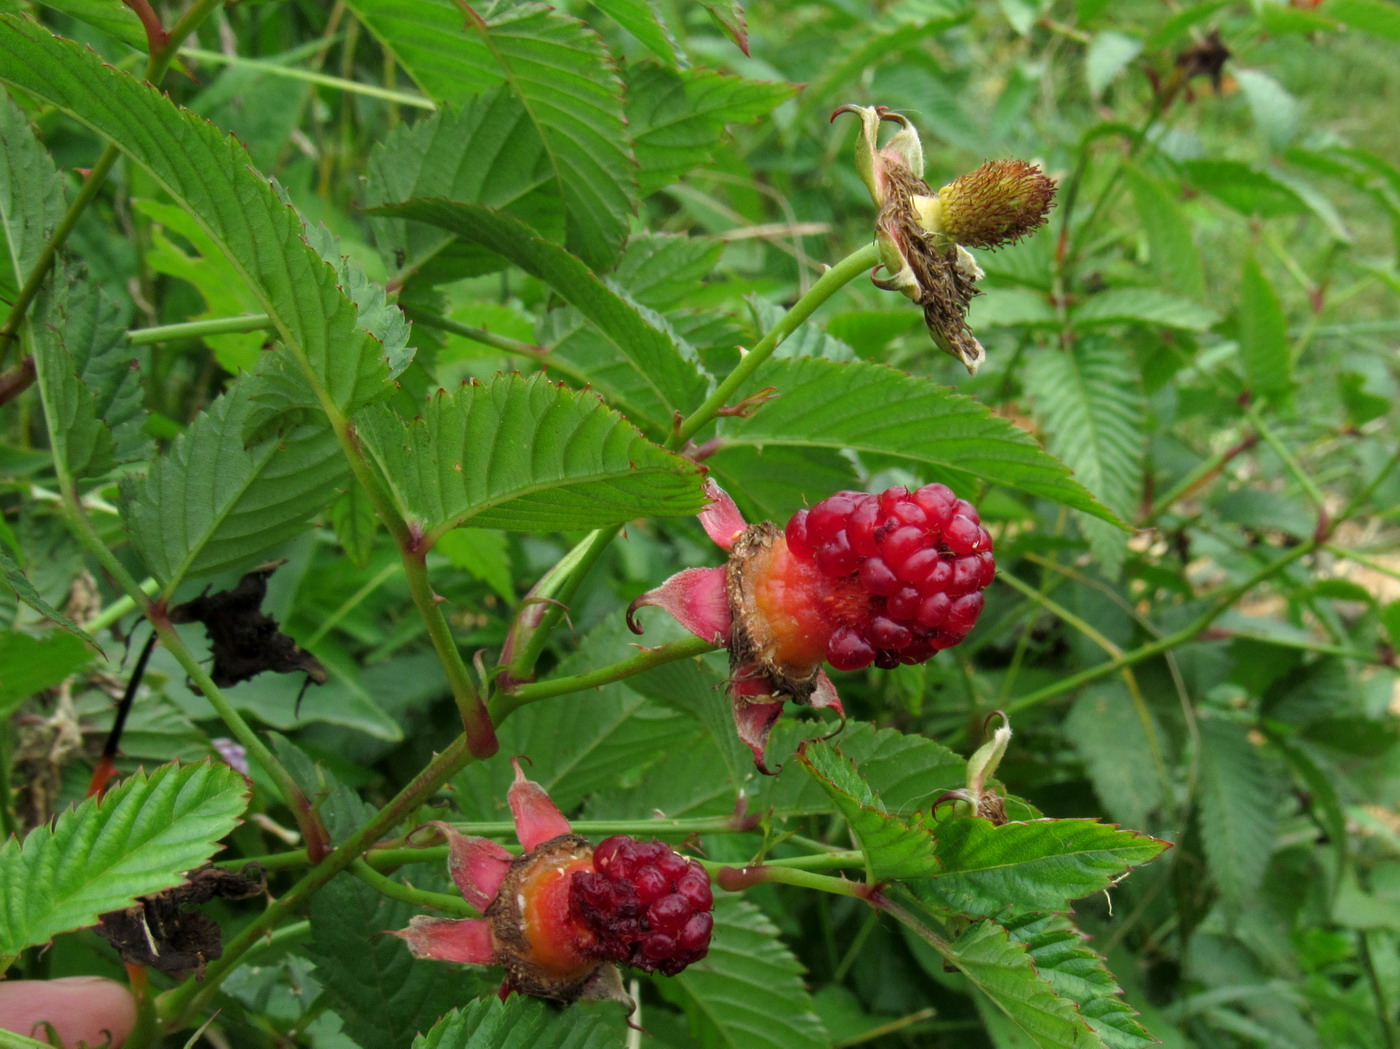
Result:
[1006, 539, 1317, 713]
[350, 858, 479, 918]
[157, 733, 477, 1029]
[492, 634, 717, 718]
[669, 241, 880, 449]
[126, 313, 275, 346]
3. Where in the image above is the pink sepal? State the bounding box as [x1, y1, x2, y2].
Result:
[425, 820, 511, 911]
[392, 916, 495, 965]
[698, 482, 748, 551]
[626, 566, 731, 645]
[807, 670, 844, 713]
[508, 758, 573, 851]
[728, 668, 786, 775]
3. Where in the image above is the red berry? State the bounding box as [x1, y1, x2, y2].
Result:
[728, 485, 995, 687]
[568, 835, 714, 977]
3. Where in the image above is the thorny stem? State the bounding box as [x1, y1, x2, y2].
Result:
[669, 241, 880, 450]
[158, 734, 477, 1029]
[492, 634, 718, 718]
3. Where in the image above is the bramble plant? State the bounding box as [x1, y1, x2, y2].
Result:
[0, 3, 1397, 1049]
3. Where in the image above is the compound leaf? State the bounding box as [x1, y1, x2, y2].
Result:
[414, 995, 623, 1049]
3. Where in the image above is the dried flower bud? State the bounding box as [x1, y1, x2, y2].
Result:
[929, 160, 1057, 250]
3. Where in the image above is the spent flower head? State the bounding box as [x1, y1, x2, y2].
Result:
[832, 104, 1056, 374]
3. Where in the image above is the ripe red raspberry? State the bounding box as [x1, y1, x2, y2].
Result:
[740, 484, 994, 674]
[569, 835, 714, 977]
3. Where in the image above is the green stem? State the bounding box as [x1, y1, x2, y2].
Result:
[157, 733, 477, 1029]
[402, 548, 496, 756]
[1147, 430, 1259, 523]
[1244, 402, 1325, 511]
[350, 858, 479, 918]
[492, 634, 717, 719]
[84, 578, 160, 635]
[179, 46, 435, 109]
[1006, 539, 1317, 713]
[405, 310, 549, 362]
[126, 313, 274, 346]
[669, 241, 880, 450]
[714, 863, 873, 899]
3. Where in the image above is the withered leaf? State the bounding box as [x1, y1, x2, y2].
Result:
[95, 865, 265, 978]
[169, 561, 328, 690]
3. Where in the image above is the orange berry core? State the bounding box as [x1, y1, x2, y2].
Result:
[747, 537, 866, 676]
[513, 855, 596, 981]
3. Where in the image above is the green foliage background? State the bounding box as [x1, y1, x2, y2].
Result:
[0, 1, 1398, 1047]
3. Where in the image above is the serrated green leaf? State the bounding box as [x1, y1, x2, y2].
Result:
[309, 874, 475, 1049]
[946, 919, 1104, 1049]
[1025, 340, 1144, 577]
[0, 629, 92, 715]
[698, 0, 749, 53]
[414, 995, 624, 1049]
[0, 761, 249, 966]
[594, 0, 681, 64]
[1196, 717, 1277, 919]
[0, 92, 65, 293]
[919, 818, 1168, 916]
[365, 89, 562, 279]
[1003, 913, 1157, 1049]
[121, 377, 348, 590]
[331, 483, 380, 570]
[1122, 165, 1206, 301]
[1238, 251, 1294, 406]
[724, 357, 1124, 527]
[31, 260, 150, 479]
[659, 895, 829, 1049]
[1179, 158, 1309, 222]
[799, 740, 940, 879]
[35, 0, 146, 49]
[0, 17, 402, 413]
[0, 549, 95, 643]
[348, 0, 635, 270]
[762, 721, 968, 834]
[1085, 31, 1142, 96]
[354, 373, 703, 539]
[628, 65, 797, 197]
[1065, 684, 1167, 829]
[1070, 288, 1217, 331]
[378, 199, 707, 428]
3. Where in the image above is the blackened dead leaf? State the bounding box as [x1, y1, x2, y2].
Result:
[170, 561, 328, 691]
[95, 865, 266, 978]
[1176, 29, 1231, 94]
